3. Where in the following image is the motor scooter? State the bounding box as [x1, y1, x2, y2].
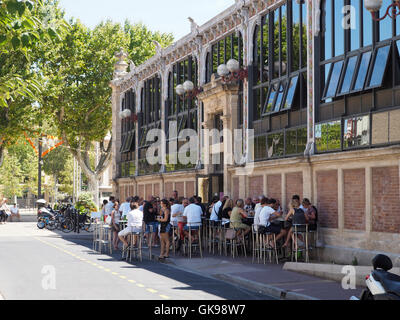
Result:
[351, 254, 400, 300]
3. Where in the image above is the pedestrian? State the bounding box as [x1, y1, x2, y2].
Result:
[104, 196, 115, 222]
[157, 199, 171, 260]
[119, 197, 131, 219]
[10, 203, 21, 222]
[143, 196, 158, 248]
[111, 201, 121, 250]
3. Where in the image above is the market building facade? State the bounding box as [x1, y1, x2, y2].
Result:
[110, 0, 400, 264]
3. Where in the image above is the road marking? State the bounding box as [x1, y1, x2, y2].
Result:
[147, 288, 158, 293]
[34, 237, 170, 299]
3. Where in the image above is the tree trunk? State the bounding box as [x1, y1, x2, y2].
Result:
[0, 145, 4, 168]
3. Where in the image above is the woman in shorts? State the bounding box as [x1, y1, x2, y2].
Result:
[157, 199, 171, 260]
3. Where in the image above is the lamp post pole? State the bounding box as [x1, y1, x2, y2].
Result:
[38, 136, 42, 200]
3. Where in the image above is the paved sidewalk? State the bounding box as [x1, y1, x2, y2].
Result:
[144, 247, 363, 300]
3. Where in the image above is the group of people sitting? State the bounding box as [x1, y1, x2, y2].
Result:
[0, 198, 21, 224]
[98, 191, 318, 260]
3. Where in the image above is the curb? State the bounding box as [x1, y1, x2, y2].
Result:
[214, 274, 319, 301]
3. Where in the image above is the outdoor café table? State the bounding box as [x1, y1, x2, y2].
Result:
[242, 216, 254, 226]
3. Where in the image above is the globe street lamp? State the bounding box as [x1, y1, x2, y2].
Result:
[217, 59, 248, 84]
[364, 0, 400, 21]
[175, 80, 203, 100]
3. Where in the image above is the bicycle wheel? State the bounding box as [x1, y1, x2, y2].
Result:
[46, 221, 57, 231]
[61, 219, 74, 233]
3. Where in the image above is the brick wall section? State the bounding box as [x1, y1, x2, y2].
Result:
[186, 181, 195, 198]
[232, 177, 239, 201]
[153, 183, 160, 197]
[175, 182, 185, 198]
[344, 169, 366, 231]
[145, 184, 152, 199]
[317, 170, 339, 229]
[267, 174, 281, 202]
[138, 185, 145, 199]
[249, 176, 263, 198]
[372, 166, 400, 233]
[164, 182, 173, 198]
[286, 172, 303, 202]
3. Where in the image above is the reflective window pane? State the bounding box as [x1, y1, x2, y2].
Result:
[327, 121, 341, 150]
[315, 121, 341, 152]
[368, 45, 390, 88]
[334, 0, 345, 56]
[254, 136, 267, 160]
[297, 127, 307, 153]
[344, 116, 370, 148]
[340, 56, 358, 94]
[324, 61, 344, 98]
[324, 0, 333, 60]
[353, 51, 372, 91]
[363, 6, 373, 47]
[379, 0, 393, 42]
[282, 75, 299, 110]
[350, 0, 361, 51]
[267, 132, 284, 158]
[292, 1, 301, 67]
[315, 123, 327, 152]
[274, 83, 286, 112]
[264, 85, 277, 114]
[286, 129, 297, 155]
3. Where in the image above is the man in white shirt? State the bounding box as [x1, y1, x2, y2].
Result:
[259, 198, 287, 243]
[253, 196, 266, 231]
[119, 197, 132, 219]
[183, 198, 202, 229]
[10, 203, 21, 222]
[209, 196, 221, 221]
[170, 199, 184, 226]
[104, 196, 115, 217]
[0, 198, 11, 224]
[119, 200, 143, 248]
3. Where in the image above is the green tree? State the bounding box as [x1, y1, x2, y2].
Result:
[0, 150, 24, 200]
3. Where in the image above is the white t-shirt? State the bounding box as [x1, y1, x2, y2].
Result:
[299, 205, 306, 213]
[10, 207, 18, 214]
[254, 205, 263, 226]
[259, 206, 276, 227]
[183, 204, 202, 227]
[127, 209, 143, 229]
[210, 201, 222, 221]
[104, 201, 114, 215]
[170, 204, 184, 224]
[119, 202, 131, 218]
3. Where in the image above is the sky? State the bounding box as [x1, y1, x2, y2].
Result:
[58, 0, 234, 41]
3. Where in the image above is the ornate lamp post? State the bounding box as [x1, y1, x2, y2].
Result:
[217, 59, 248, 84]
[364, 0, 400, 21]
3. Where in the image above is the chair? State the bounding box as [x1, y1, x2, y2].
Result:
[291, 224, 309, 263]
[171, 222, 178, 256]
[308, 223, 320, 261]
[183, 225, 203, 259]
[98, 224, 113, 255]
[143, 224, 155, 259]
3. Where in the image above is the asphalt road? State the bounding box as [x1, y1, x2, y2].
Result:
[0, 223, 273, 300]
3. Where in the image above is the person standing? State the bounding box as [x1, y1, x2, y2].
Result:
[119, 197, 132, 220]
[143, 196, 158, 247]
[111, 202, 121, 250]
[157, 199, 171, 260]
[104, 196, 115, 222]
[10, 203, 21, 222]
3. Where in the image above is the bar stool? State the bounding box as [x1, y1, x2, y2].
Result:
[92, 222, 102, 251]
[231, 228, 247, 259]
[143, 224, 154, 259]
[99, 224, 112, 255]
[183, 225, 203, 259]
[259, 231, 279, 265]
[291, 224, 309, 263]
[171, 221, 178, 255]
[308, 223, 319, 261]
[208, 220, 221, 255]
[251, 224, 261, 263]
[127, 231, 144, 262]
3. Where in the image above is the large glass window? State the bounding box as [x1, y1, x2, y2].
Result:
[167, 55, 198, 172]
[366, 45, 391, 89]
[339, 55, 358, 95]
